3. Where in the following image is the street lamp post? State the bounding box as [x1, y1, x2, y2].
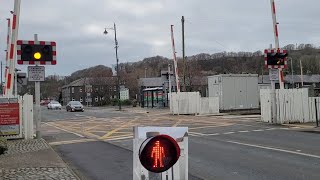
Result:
[104, 23, 121, 111]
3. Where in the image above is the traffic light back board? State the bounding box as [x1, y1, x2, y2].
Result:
[264, 49, 287, 69]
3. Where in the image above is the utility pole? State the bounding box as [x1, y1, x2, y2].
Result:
[182, 16, 186, 92]
[300, 59, 304, 87]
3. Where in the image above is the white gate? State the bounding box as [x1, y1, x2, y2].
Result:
[260, 89, 311, 124]
[199, 97, 219, 115]
[170, 92, 200, 115]
[0, 95, 34, 139]
[260, 89, 272, 123]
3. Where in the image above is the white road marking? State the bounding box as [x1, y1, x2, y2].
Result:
[238, 130, 249, 133]
[223, 132, 235, 135]
[206, 133, 220, 136]
[296, 150, 301, 152]
[104, 136, 133, 141]
[188, 133, 201, 137]
[226, 140, 320, 159]
[44, 123, 85, 138]
[291, 127, 302, 129]
[280, 128, 290, 130]
[190, 132, 207, 136]
[265, 128, 277, 131]
[252, 129, 264, 132]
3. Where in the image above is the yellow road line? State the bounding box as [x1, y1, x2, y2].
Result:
[172, 118, 183, 127]
[49, 139, 96, 146]
[99, 119, 136, 140]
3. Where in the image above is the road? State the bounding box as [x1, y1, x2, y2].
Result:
[41, 106, 320, 180]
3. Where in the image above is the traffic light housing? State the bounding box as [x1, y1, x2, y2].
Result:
[17, 40, 57, 65]
[139, 134, 180, 173]
[20, 44, 53, 61]
[264, 49, 288, 68]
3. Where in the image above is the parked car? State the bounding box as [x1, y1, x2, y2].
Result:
[40, 100, 50, 106]
[66, 101, 84, 112]
[47, 101, 62, 110]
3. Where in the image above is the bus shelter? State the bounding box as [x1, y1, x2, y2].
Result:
[142, 87, 165, 108]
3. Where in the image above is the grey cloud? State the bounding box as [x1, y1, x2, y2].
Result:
[1, 0, 320, 76]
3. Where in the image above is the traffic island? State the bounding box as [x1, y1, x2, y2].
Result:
[0, 139, 79, 179]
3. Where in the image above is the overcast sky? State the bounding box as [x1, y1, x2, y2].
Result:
[1, 0, 320, 76]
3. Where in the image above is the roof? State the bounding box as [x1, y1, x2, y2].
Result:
[62, 77, 116, 88]
[259, 74, 320, 84]
[209, 74, 259, 78]
[139, 77, 177, 87]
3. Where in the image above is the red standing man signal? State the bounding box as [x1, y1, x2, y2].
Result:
[151, 141, 165, 168]
[139, 134, 180, 173]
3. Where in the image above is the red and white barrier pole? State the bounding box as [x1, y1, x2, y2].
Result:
[6, 0, 21, 97]
[3, 18, 11, 96]
[270, 0, 284, 89]
[170, 25, 180, 93]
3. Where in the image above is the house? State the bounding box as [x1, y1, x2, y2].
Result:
[61, 77, 119, 106]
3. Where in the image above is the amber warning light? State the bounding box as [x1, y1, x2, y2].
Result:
[139, 134, 180, 173]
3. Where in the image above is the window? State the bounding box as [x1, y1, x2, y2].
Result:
[71, 87, 74, 93]
[109, 87, 113, 92]
[79, 88, 82, 93]
[80, 97, 83, 102]
[95, 97, 99, 102]
[114, 86, 117, 91]
[96, 88, 99, 92]
[100, 87, 104, 90]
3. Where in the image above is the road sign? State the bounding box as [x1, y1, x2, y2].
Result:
[28, 66, 45, 82]
[0, 103, 20, 135]
[17, 40, 57, 65]
[269, 69, 279, 81]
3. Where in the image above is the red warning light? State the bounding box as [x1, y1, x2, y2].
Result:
[139, 135, 180, 173]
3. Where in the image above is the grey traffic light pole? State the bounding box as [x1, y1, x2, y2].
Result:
[34, 34, 42, 139]
[104, 23, 121, 111]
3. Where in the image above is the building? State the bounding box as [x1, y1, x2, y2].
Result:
[61, 77, 119, 106]
[138, 70, 176, 108]
[258, 74, 320, 96]
[138, 70, 208, 108]
[208, 74, 259, 110]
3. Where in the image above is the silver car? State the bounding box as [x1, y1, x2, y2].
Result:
[47, 101, 62, 110]
[66, 101, 84, 112]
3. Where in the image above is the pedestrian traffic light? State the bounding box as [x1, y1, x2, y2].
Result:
[17, 40, 57, 65]
[139, 134, 180, 173]
[264, 49, 288, 68]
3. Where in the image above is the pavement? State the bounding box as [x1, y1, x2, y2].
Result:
[0, 139, 78, 180]
[40, 106, 320, 180]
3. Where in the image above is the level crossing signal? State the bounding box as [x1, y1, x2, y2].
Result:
[264, 49, 288, 68]
[139, 134, 180, 173]
[17, 40, 57, 65]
